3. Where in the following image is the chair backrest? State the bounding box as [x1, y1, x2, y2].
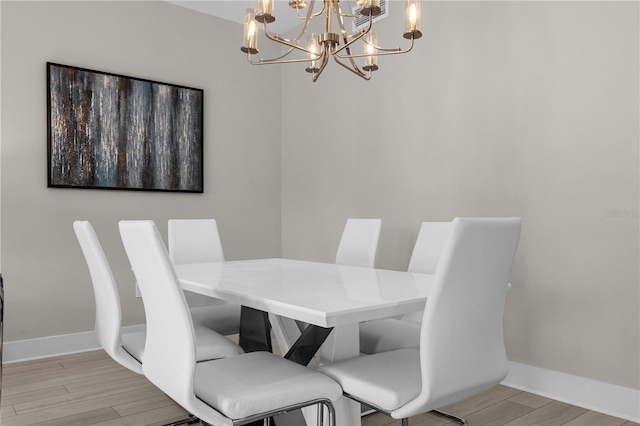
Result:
[407, 221, 453, 274]
[394, 218, 521, 418]
[119, 220, 197, 409]
[73, 221, 142, 373]
[335, 218, 382, 268]
[168, 219, 224, 265]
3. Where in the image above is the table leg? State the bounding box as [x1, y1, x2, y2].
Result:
[269, 314, 334, 366]
[269, 314, 302, 356]
[238, 306, 272, 353]
[284, 326, 333, 365]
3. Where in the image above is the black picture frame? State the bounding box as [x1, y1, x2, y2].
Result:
[47, 62, 204, 193]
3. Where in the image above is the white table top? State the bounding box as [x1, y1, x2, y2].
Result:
[175, 258, 434, 328]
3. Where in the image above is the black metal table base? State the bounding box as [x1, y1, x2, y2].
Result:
[238, 306, 273, 353]
[283, 324, 334, 366]
[238, 306, 334, 364]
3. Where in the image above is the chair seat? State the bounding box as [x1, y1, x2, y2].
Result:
[120, 330, 146, 362]
[359, 318, 420, 354]
[194, 351, 342, 420]
[318, 349, 421, 412]
[121, 325, 243, 364]
[190, 304, 242, 336]
[192, 324, 244, 360]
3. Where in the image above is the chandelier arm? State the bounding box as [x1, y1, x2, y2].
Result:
[332, 0, 351, 44]
[336, 41, 364, 75]
[296, 0, 326, 19]
[262, 30, 305, 47]
[263, 31, 314, 55]
[377, 36, 416, 53]
[333, 30, 367, 52]
[332, 54, 371, 80]
[330, 0, 366, 75]
[335, 36, 416, 60]
[247, 47, 312, 64]
[248, 53, 319, 66]
[336, 12, 361, 18]
[363, 32, 416, 53]
[327, 0, 335, 32]
[331, 13, 372, 56]
[311, 52, 332, 82]
[296, 0, 318, 39]
[337, 0, 358, 18]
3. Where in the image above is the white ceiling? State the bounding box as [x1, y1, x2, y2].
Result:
[167, 1, 303, 34]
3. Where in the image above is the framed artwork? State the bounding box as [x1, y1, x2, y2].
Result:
[47, 62, 203, 193]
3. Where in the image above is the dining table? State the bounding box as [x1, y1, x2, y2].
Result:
[175, 258, 434, 426]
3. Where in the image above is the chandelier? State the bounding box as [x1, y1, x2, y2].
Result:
[240, 0, 422, 82]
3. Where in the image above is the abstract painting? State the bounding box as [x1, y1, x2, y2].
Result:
[47, 63, 203, 192]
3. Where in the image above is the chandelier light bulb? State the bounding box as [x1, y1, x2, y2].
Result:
[404, 0, 422, 39]
[360, 0, 381, 17]
[256, 0, 275, 23]
[262, 0, 270, 13]
[363, 32, 378, 72]
[409, 5, 417, 30]
[241, 8, 259, 54]
[306, 34, 321, 73]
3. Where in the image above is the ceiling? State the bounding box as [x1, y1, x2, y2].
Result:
[167, 1, 302, 34]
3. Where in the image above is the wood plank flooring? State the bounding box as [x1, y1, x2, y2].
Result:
[1, 349, 637, 426]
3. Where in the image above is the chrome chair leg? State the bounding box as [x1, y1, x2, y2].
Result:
[432, 410, 468, 425]
[317, 402, 325, 426]
[322, 401, 336, 426]
[164, 414, 200, 426]
[402, 418, 409, 426]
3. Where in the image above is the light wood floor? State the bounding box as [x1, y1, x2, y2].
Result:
[1, 349, 637, 426]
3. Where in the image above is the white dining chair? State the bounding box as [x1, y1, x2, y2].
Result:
[320, 217, 521, 426]
[406, 221, 453, 275]
[120, 220, 342, 426]
[74, 221, 244, 426]
[168, 219, 241, 336]
[335, 218, 382, 268]
[359, 221, 453, 354]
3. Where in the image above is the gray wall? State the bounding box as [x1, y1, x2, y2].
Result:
[280, 2, 639, 389]
[1, 1, 282, 341]
[1, 0, 638, 395]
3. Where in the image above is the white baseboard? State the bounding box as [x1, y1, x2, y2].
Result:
[2, 325, 145, 364]
[3, 331, 638, 423]
[503, 361, 640, 423]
